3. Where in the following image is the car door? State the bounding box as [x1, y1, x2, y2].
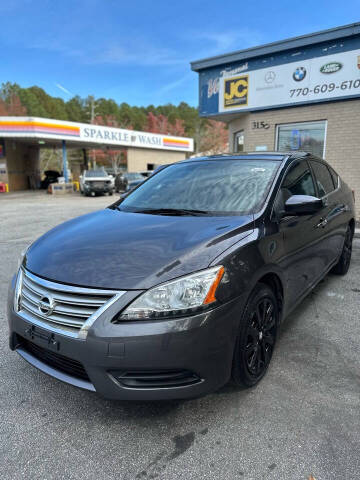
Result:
[273, 159, 325, 305]
[309, 158, 348, 266]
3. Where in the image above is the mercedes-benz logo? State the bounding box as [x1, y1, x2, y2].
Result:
[265, 71, 276, 83]
[38, 295, 55, 316]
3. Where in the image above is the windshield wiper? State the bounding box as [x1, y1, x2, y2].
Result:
[132, 208, 210, 216]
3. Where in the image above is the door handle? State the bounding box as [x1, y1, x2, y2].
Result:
[316, 218, 328, 228]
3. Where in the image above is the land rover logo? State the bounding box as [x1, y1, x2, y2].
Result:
[38, 295, 55, 316]
[320, 62, 342, 74]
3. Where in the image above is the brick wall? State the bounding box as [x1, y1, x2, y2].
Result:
[127, 149, 186, 172]
[228, 99, 360, 218]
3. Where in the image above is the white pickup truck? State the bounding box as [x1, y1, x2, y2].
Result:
[79, 169, 114, 197]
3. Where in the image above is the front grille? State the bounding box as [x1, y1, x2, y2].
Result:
[91, 181, 105, 188]
[19, 336, 90, 381]
[18, 269, 116, 332]
[111, 370, 201, 389]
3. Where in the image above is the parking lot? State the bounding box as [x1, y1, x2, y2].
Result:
[1, 191, 359, 480]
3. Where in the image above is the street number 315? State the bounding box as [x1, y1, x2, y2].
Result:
[252, 121, 270, 129]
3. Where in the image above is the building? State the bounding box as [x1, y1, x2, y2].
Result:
[0, 117, 194, 191]
[191, 22, 360, 218]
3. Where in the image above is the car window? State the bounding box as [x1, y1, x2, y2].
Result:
[328, 166, 339, 189]
[281, 161, 316, 198]
[310, 161, 335, 197]
[119, 159, 281, 215]
[85, 170, 107, 178]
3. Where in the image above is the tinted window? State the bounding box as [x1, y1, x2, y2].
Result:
[125, 173, 145, 181]
[85, 170, 107, 177]
[281, 161, 316, 198]
[311, 161, 335, 197]
[328, 167, 339, 189]
[119, 159, 281, 215]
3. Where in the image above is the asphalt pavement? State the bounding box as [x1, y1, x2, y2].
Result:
[0, 191, 359, 480]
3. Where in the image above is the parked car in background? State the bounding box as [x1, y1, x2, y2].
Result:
[115, 172, 145, 192]
[79, 169, 114, 196]
[140, 171, 153, 178]
[8, 152, 355, 401]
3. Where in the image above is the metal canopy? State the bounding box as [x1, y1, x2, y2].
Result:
[0, 116, 194, 153]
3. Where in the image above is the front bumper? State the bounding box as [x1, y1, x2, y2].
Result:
[84, 183, 112, 193]
[7, 275, 246, 400]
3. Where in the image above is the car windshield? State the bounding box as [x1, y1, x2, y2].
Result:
[125, 173, 145, 180]
[85, 170, 107, 177]
[118, 159, 280, 215]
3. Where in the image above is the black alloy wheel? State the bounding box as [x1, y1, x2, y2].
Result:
[332, 226, 353, 275]
[232, 283, 278, 388]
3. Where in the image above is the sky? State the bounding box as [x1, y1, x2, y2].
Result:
[1, 0, 360, 107]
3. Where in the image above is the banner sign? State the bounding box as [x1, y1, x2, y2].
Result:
[218, 48, 360, 113]
[197, 36, 360, 116]
[0, 118, 194, 153]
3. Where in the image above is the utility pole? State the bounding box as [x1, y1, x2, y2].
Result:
[86, 95, 98, 169]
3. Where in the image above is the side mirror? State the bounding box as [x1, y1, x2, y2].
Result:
[284, 195, 324, 216]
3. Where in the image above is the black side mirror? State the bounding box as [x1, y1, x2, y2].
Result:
[284, 195, 324, 216]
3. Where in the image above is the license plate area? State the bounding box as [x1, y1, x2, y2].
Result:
[24, 325, 60, 352]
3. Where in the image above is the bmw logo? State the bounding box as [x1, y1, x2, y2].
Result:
[293, 67, 306, 82]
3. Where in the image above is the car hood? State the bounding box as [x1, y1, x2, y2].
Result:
[24, 208, 254, 290]
[84, 177, 110, 181]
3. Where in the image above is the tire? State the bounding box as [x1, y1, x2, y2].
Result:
[231, 283, 278, 388]
[332, 226, 353, 275]
[109, 191, 113, 196]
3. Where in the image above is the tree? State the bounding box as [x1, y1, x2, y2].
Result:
[0, 82, 27, 115]
[195, 119, 228, 155]
[66, 96, 87, 123]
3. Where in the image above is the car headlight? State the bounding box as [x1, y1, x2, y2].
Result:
[116, 266, 224, 321]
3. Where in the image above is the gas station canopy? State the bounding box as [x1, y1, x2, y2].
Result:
[0, 116, 194, 152]
[0, 116, 194, 191]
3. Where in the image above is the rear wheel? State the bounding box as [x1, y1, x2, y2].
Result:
[231, 284, 278, 388]
[332, 226, 353, 275]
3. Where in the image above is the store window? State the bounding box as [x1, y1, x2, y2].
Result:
[276, 121, 326, 158]
[234, 130, 244, 152]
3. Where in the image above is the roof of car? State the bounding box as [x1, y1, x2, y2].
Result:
[186, 152, 310, 162]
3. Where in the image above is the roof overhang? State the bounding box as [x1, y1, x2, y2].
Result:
[0, 117, 194, 153]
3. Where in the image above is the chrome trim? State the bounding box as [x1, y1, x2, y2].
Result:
[23, 269, 119, 295]
[78, 292, 125, 339]
[14, 268, 23, 313]
[16, 268, 126, 339]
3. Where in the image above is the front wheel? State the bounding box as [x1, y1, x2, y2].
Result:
[231, 283, 278, 388]
[332, 226, 353, 275]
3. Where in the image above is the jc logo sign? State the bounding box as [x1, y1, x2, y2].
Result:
[224, 75, 248, 108]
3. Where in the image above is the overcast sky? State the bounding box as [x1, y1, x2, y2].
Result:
[2, 0, 359, 106]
